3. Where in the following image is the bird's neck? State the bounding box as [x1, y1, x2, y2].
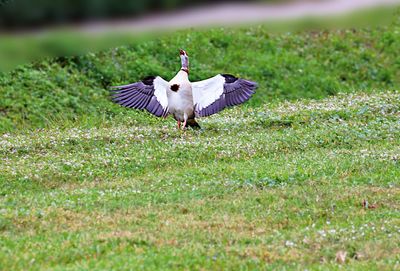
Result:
[180, 55, 189, 75]
[177, 69, 189, 80]
[181, 67, 189, 75]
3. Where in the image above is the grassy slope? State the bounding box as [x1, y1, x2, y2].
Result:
[0, 17, 399, 132]
[1, 91, 399, 270]
[1, 14, 400, 271]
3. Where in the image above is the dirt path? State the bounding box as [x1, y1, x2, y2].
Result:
[82, 0, 400, 34]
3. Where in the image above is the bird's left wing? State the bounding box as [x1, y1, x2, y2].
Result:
[110, 76, 169, 117]
[192, 74, 257, 117]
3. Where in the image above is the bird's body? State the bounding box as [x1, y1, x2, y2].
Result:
[167, 70, 195, 124]
[110, 49, 257, 129]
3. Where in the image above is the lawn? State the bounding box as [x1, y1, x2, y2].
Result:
[1, 90, 399, 269]
[0, 12, 400, 271]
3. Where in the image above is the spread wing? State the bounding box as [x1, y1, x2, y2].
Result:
[110, 76, 169, 117]
[191, 74, 257, 117]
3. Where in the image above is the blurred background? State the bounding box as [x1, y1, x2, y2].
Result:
[0, 0, 316, 30]
[0, 0, 399, 72]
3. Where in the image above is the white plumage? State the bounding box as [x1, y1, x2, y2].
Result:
[152, 76, 170, 110]
[110, 49, 258, 129]
[192, 75, 226, 112]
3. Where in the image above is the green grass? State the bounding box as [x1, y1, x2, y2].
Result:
[0, 14, 399, 132]
[1, 91, 399, 270]
[1, 13, 400, 270]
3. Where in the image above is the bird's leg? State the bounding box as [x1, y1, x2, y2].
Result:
[182, 114, 188, 130]
[177, 120, 181, 129]
[182, 119, 187, 130]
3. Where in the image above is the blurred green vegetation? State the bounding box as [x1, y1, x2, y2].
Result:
[0, 15, 399, 132]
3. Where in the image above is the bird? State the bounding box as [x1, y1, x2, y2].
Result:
[110, 49, 258, 129]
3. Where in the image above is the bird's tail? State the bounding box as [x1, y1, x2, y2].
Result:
[187, 118, 201, 129]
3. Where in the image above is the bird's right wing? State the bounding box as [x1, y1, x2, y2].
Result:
[192, 74, 257, 117]
[110, 76, 170, 117]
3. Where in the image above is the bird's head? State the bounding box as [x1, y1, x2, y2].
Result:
[179, 49, 188, 56]
[179, 49, 189, 73]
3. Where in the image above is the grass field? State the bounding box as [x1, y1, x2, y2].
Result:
[1, 90, 399, 269]
[1, 12, 400, 271]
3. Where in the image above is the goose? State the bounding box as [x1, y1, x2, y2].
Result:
[110, 49, 257, 129]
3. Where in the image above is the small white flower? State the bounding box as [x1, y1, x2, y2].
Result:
[285, 240, 295, 247]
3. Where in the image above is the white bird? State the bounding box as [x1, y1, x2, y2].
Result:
[110, 49, 257, 129]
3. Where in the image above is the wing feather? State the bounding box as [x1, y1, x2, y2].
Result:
[113, 91, 140, 103]
[110, 76, 169, 117]
[192, 74, 257, 117]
